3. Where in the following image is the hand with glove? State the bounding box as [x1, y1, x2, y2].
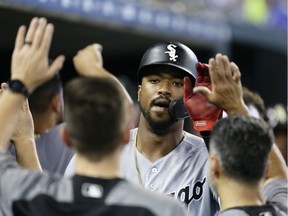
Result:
[184, 62, 223, 132]
[192, 54, 249, 117]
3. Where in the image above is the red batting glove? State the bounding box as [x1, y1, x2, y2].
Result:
[183, 62, 222, 131]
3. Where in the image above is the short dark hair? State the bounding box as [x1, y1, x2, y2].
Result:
[28, 74, 62, 115]
[210, 115, 274, 183]
[63, 77, 126, 159]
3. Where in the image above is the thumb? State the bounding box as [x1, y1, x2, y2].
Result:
[193, 86, 211, 99]
[184, 76, 193, 100]
[47, 55, 65, 77]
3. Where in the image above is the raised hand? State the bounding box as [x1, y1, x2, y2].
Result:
[183, 62, 222, 131]
[11, 17, 65, 93]
[73, 43, 105, 77]
[193, 54, 249, 116]
[0, 17, 64, 152]
[73, 44, 133, 103]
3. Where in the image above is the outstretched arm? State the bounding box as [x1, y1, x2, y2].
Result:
[0, 83, 42, 171]
[12, 103, 42, 171]
[0, 17, 64, 153]
[184, 54, 249, 149]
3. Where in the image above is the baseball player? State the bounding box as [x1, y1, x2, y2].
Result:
[209, 116, 288, 216]
[0, 18, 188, 216]
[65, 42, 251, 216]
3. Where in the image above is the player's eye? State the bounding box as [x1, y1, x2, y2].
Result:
[172, 81, 183, 87]
[149, 79, 160, 84]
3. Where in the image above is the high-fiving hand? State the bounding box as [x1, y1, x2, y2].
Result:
[11, 17, 65, 93]
[184, 62, 222, 131]
[193, 54, 249, 116]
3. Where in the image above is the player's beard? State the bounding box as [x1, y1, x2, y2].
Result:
[139, 98, 177, 135]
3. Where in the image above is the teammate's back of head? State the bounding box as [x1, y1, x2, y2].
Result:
[63, 77, 132, 160]
[210, 115, 274, 183]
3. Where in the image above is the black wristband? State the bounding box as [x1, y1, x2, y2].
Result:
[7, 80, 30, 98]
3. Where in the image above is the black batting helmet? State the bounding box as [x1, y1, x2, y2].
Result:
[137, 42, 198, 84]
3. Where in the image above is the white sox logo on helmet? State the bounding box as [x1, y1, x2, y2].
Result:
[165, 44, 178, 62]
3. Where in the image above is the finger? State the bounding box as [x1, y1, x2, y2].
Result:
[93, 43, 103, 53]
[219, 55, 232, 79]
[196, 62, 204, 84]
[212, 54, 226, 82]
[47, 55, 65, 78]
[24, 17, 39, 46]
[208, 57, 219, 84]
[230, 62, 241, 82]
[216, 54, 230, 79]
[202, 63, 211, 85]
[193, 86, 212, 100]
[32, 17, 47, 48]
[184, 76, 194, 100]
[40, 23, 54, 55]
[92, 44, 103, 67]
[14, 25, 26, 50]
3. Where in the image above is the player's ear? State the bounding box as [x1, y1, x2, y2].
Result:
[60, 125, 73, 148]
[210, 154, 220, 179]
[138, 84, 143, 103]
[51, 93, 61, 112]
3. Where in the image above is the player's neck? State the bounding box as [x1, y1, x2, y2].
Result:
[219, 177, 264, 211]
[33, 111, 58, 135]
[136, 119, 184, 162]
[74, 149, 122, 179]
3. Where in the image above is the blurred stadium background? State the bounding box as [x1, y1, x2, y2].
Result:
[0, 0, 287, 155]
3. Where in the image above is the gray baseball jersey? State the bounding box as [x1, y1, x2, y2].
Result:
[65, 128, 220, 216]
[0, 152, 188, 216]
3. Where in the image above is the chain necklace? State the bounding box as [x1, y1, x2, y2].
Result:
[133, 132, 145, 188]
[133, 131, 185, 189]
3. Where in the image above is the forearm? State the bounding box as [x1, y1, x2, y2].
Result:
[14, 138, 42, 171]
[0, 91, 25, 152]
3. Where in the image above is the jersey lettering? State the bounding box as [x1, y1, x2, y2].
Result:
[169, 177, 206, 205]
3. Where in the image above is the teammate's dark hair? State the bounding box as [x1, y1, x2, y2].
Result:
[28, 74, 62, 115]
[63, 77, 126, 159]
[210, 115, 274, 183]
